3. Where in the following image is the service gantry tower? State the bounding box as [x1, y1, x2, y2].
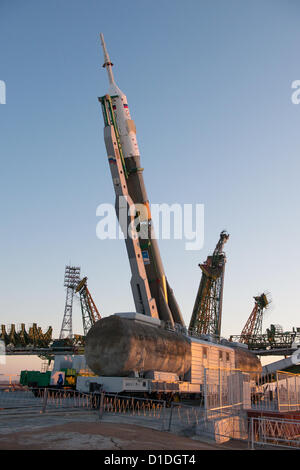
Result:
[239, 293, 270, 344]
[75, 277, 101, 336]
[189, 231, 229, 337]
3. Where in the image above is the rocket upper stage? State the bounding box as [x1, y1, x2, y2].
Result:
[100, 33, 140, 158]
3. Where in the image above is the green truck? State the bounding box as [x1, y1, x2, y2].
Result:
[20, 368, 77, 389]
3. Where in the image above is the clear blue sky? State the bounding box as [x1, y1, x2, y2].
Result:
[1, 0, 300, 374]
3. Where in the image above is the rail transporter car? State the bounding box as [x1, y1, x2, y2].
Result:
[75, 312, 261, 400]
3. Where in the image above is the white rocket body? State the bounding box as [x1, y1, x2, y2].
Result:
[99, 33, 185, 327]
[101, 33, 140, 159]
[110, 90, 140, 159]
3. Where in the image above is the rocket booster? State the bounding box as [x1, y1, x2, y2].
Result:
[99, 34, 185, 328]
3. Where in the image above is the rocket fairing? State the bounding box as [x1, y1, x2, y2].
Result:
[99, 34, 185, 328]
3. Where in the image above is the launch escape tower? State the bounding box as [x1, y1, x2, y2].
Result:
[189, 231, 229, 337]
[59, 265, 81, 339]
[75, 277, 101, 336]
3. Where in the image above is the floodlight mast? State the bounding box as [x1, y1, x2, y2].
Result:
[59, 266, 81, 339]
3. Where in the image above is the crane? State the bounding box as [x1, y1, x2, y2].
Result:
[189, 230, 229, 337]
[75, 277, 101, 336]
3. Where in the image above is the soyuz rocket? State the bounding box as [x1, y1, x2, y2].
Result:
[98, 33, 185, 328]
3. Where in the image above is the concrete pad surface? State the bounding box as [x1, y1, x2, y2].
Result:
[0, 411, 248, 450]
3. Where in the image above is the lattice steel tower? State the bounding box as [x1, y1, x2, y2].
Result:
[240, 293, 270, 343]
[189, 231, 229, 337]
[59, 265, 81, 339]
[75, 277, 101, 336]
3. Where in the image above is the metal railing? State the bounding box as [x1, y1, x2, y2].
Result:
[0, 388, 100, 412]
[0, 389, 44, 410]
[167, 402, 204, 433]
[249, 416, 300, 449]
[0, 388, 167, 420]
[249, 370, 300, 412]
[203, 368, 251, 413]
[100, 393, 165, 418]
